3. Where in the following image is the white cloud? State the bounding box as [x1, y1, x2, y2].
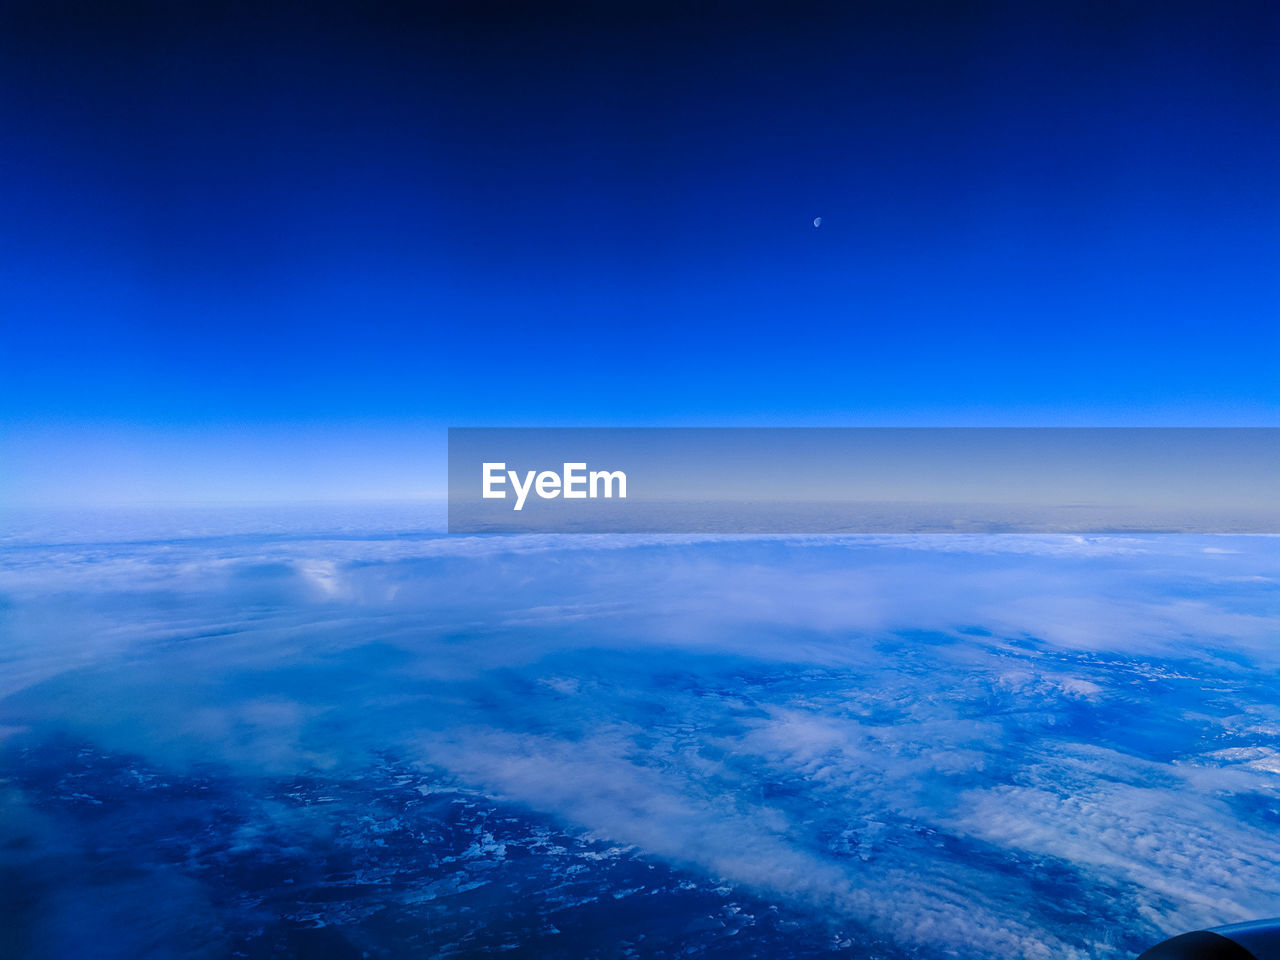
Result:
[2, 514, 1279, 956]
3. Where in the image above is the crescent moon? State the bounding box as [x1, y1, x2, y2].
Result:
[813, 217, 822, 228]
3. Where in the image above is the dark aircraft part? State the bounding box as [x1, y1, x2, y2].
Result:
[1140, 920, 1280, 960]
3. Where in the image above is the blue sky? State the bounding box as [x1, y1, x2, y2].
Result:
[2, 2, 1277, 503]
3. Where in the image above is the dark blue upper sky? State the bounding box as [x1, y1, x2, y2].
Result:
[2, 1, 1277, 500]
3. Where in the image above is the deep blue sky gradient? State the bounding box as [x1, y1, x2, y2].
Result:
[2, 1, 1277, 501]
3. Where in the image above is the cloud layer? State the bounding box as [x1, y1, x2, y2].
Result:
[1, 507, 1278, 957]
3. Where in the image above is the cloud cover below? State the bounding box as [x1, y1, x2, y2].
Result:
[1, 507, 1279, 956]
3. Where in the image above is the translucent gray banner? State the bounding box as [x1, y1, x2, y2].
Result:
[448, 428, 1280, 534]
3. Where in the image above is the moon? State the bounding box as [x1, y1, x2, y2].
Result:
[813, 216, 822, 228]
